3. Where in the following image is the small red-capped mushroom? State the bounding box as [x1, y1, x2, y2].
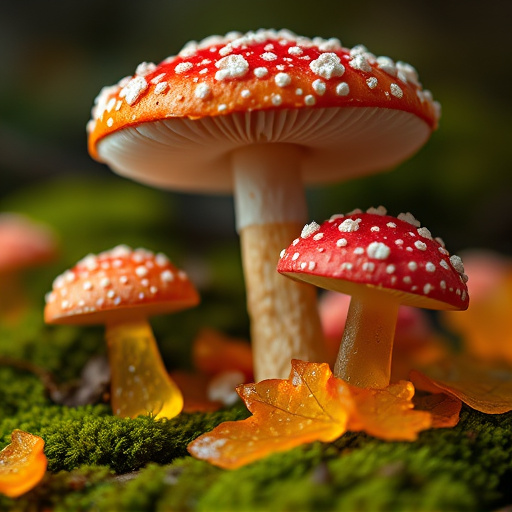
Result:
[0, 213, 58, 323]
[87, 29, 440, 380]
[277, 207, 469, 389]
[44, 245, 200, 419]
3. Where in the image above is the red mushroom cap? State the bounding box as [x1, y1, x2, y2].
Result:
[277, 207, 469, 311]
[87, 29, 440, 193]
[44, 245, 200, 325]
[0, 213, 58, 272]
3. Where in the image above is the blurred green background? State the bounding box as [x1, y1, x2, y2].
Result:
[1, 0, 511, 286]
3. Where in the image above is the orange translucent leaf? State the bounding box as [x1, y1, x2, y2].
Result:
[0, 430, 47, 498]
[170, 370, 223, 413]
[442, 258, 512, 363]
[188, 360, 351, 469]
[413, 392, 462, 428]
[348, 381, 432, 441]
[410, 356, 512, 414]
[193, 328, 254, 380]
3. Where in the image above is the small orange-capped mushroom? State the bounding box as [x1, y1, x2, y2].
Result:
[0, 213, 58, 323]
[0, 430, 47, 498]
[44, 245, 200, 419]
[278, 207, 469, 389]
[87, 29, 440, 381]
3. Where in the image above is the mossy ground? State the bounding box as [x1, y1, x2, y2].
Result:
[2, 312, 512, 511]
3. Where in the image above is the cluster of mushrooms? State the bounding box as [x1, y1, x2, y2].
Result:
[43, 29, 468, 419]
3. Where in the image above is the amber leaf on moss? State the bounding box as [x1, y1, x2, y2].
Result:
[188, 360, 432, 469]
[0, 430, 47, 498]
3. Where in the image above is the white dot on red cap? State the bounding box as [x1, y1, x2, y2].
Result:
[136, 266, 149, 277]
[120, 276, 128, 284]
[275, 73, 291, 87]
[305, 95, 316, 106]
[440, 280, 447, 290]
[107, 290, 115, 299]
[154, 82, 168, 94]
[155, 253, 169, 266]
[424, 283, 433, 294]
[371, 226, 380, 232]
[336, 82, 350, 96]
[141, 279, 149, 287]
[300, 262, 307, 270]
[308, 261, 316, 271]
[362, 262, 375, 272]
[403, 276, 412, 284]
[218, 104, 227, 112]
[440, 260, 450, 270]
[390, 83, 403, 98]
[295, 88, 303, 95]
[367, 242, 390, 260]
[386, 264, 396, 274]
[354, 247, 364, 255]
[292, 238, 300, 245]
[241, 89, 251, 98]
[195, 83, 211, 99]
[280, 249, 286, 258]
[366, 77, 378, 89]
[336, 238, 347, 247]
[261, 52, 277, 61]
[107, 118, 114, 127]
[387, 222, 397, 228]
[310, 53, 345, 79]
[426, 262, 436, 272]
[150, 286, 158, 294]
[292, 252, 300, 261]
[96, 298, 104, 307]
[341, 262, 353, 271]
[161, 270, 174, 282]
[395, 239, 404, 245]
[414, 241, 427, 251]
[254, 67, 268, 78]
[338, 219, 361, 233]
[83, 281, 93, 291]
[175, 62, 193, 74]
[61, 300, 70, 309]
[302, 223, 320, 241]
[439, 247, 449, 256]
[313, 233, 324, 241]
[272, 95, 282, 106]
[288, 46, 303, 56]
[100, 278, 111, 288]
[312, 79, 326, 95]
[408, 261, 418, 271]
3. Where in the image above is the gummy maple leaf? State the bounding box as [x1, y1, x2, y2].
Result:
[410, 355, 512, 414]
[0, 430, 47, 498]
[188, 360, 431, 469]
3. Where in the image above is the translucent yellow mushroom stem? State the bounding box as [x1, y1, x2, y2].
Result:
[105, 318, 183, 419]
[334, 288, 400, 389]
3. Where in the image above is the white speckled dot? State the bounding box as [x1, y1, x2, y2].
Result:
[426, 262, 436, 272]
[414, 241, 427, 251]
[390, 83, 403, 98]
[254, 67, 268, 78]
[336, 238, 347, 247]
[367, 242, 390, 260]
[336, 82, 350, 96]
[304, 95, 316, 106]
[175, 62, 193, 74]
[215, 54, 249, 80]
[292, 252, 300, 261]
[261, 52, 277, 61]
[312, 79, 326, 95]
[275, 73, 291, 87]
[195, 83, 211, 99]
[310, 53, 345, 79]
[366, 77, 378, 89]
[408, 261, 418, 271]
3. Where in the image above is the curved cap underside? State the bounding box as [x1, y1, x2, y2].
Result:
[97, 107, 430, 194]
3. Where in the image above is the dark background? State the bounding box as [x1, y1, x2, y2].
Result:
[1, 0, 511, 266]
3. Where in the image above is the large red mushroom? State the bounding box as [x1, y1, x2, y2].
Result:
[87, 29, 440, 380]
[278, 207, 469, 389]
[45, 245, 199, 419]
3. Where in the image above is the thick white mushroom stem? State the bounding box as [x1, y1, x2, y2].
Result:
[105, 318, 183, 419]
[333, 288, 400, 389]
[233, 144, 327, 381]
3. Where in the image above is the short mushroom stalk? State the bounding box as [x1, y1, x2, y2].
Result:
[233, 143, 326, 380]
[334, 287, 400, 388]
[106, 317, 183, 419]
